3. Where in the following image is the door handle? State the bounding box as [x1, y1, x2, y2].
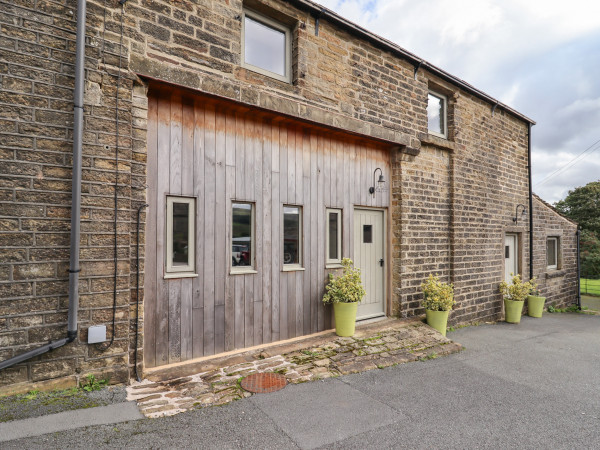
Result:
[379, 258, 384, 267]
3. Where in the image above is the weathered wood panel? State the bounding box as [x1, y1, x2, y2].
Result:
[145, 87, 391, 368]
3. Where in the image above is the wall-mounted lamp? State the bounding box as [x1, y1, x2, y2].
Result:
[513, 204, 527, 224]
[369, 167, 385, 196]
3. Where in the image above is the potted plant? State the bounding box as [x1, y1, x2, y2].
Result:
[421, 274, 455, 336]
[527, 281, 545, 318]
[322, 258, 366, 337]
[499, 274, 537, 323]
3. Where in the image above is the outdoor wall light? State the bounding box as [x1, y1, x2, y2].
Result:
[369, 168, 385, 196]
[513, 204, 527, 224]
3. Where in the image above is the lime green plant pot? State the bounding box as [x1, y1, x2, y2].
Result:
[426, 309, 449, 336]
[504, 299, 524, 323]
[527, 295, 545, 318]
[333, 302, 358, 337]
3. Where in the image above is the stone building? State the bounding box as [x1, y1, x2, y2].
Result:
[0, 0, 578, 392]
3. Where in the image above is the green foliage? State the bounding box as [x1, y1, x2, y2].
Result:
[580, 230, 600, 279]
[499, 274, 537, 302]
[23, 390, 40, 400]
[79, 374, 108, 392]
[421, 274, 455, 311]
[554, 181, 600, 235]
[322, 258, 366, 305]
[548, 303, 580, 313]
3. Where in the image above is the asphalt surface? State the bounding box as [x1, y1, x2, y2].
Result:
[2, 313, 599, 449]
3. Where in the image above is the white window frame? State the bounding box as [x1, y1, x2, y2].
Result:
[427, 90, 448, 139]
[547, 237, 558, 270]
[282, 205, 303, 271]
[166, 196, 196, 278]
[231, 201, 257, 274]
[241, 8, 292, 83]
[326, 208, 342, 267]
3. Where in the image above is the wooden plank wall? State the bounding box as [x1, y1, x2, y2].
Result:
[145, 88, 391, 367]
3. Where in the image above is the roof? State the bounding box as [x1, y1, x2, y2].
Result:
[289, 0, 535, 125]
[532, 193, 578, 226]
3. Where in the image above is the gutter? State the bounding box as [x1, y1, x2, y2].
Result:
[290, 0, 535, 125]
[0, 0, 86, 371]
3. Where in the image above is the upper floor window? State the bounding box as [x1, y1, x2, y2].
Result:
[547, 237, 559, 270]
[242, 9, 291, 83]
[427, 91, 447, 139]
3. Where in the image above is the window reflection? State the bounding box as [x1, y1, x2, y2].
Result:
[245, 15, 286, 77]
[427, 93, 445, 136]
[283, 206, 301, 265]
[232, 203, 253, 267]
[172, 202, 189, 265]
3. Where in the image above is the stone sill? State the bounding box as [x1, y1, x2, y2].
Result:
[421, 134, 458, 152]
[545, 269, 566, 279]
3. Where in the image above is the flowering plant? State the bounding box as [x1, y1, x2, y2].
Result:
[421, 274, 455, 311]
[322, 258, 366, 304]
[499, 274, 537, 302]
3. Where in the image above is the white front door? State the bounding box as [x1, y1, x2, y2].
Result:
[354, 208, 385, 320]
[504, 234, 518, 281]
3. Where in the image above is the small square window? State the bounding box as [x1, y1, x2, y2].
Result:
[326, 209, 342, 265]
[427, 91, 447, 138]
[242, 9, 291, 82]
[166, 196, 195, 275]
[547, 237, 559, 269]
[283, 205, 302, 267]
[232, 202, 255, 272]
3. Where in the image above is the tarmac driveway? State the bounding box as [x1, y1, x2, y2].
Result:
[4, 314, 599, 449]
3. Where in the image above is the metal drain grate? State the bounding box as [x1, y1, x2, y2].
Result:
[240, 372, 287, 394]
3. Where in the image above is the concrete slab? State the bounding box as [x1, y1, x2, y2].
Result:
[248, 377, 405, 449]
[0, 401, 142, 443]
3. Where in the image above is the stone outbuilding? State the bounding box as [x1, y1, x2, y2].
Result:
[0, 0, 579, 392]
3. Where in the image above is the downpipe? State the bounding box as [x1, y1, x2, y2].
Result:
[0, 0, 86, 371]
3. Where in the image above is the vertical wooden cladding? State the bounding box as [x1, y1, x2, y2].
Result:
[145, 87, 391, 368]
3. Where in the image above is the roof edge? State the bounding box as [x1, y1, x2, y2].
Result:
[532, 193, 578, 226]
[289, 0, 536, 125]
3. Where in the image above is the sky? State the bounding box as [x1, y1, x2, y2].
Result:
[316, 0, 600, 203]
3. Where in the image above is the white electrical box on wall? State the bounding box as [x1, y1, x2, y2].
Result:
[88, 325, 107, 344]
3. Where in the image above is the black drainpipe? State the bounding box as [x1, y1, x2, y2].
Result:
[576, 228, 581, 309]
[0, 0, 86, 371]
[528, 123, 534, 280]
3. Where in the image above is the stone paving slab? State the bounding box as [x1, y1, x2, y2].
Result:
[127, 319, 462, 418]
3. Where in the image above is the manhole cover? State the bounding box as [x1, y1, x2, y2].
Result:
[241, 372, 287, 394]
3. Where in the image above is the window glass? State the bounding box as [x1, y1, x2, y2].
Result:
[326, 209, 342, 264]
[363, 225, 373, 244]
[427, 92, 446, 137]
[283, 206, 301, 265]
[244, 14, 286, 77]
[166, 196, 195, 274]
[232, 202, 253, 269]
[547, 238, 557, 268]
[172, 202, 190, 266]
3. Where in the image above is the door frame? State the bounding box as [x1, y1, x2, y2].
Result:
[503, 231, 523, 281]
[353, 206, 388, 320]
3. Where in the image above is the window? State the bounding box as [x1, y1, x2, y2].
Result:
[283, 205, 302, 267]
[363, 225, 373, 244]
[242, 9, 291, 82]
[427, 91, 447, 138]
[326, 209, 342, 265]
[547, 237, 559, 269]
[232, 202, 255, 272]
[166, 196, 195, 275]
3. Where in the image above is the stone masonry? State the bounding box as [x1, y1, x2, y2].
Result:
[0, 0, 577, 389]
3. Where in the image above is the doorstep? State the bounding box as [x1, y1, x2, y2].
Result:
[128, 317, 463, 418]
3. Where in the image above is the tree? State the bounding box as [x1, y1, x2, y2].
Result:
[554, 181, 600, 280]
[580, 229, 600, 279]
[554, 181, 600, 235]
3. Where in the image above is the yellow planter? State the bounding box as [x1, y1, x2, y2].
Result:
[333, 302, 358, 337]
[426, 309, 449, 336]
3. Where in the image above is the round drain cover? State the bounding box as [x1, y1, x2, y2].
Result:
[241, 372, 287, 394]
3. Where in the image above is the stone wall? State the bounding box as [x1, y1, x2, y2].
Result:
[532, 195, 578, 308]
[0, 0, 548, 389]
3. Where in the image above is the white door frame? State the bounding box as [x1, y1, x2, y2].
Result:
[353, 207, 387, 320]
[504, 233, 519, 281]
